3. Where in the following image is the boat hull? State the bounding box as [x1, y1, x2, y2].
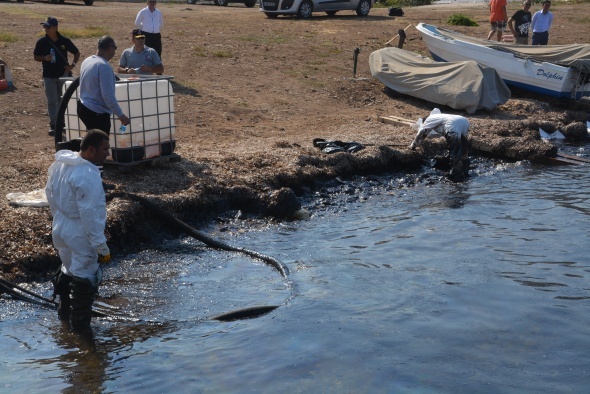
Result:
[416, 23, 590, 100]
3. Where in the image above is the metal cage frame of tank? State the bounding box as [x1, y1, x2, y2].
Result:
[61, 75, 178, 166]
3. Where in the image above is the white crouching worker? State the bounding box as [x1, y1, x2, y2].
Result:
[46, 129, 111, 334]
[409, 108, 470, 180]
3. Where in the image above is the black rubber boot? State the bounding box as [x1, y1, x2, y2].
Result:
[58, 296, 71, 320]
[53, 271, 72, 320]
[69, 277, 97, 332]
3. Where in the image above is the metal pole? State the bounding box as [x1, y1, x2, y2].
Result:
[353, 48, 360, 78]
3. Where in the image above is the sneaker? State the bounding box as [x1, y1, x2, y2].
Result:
[48, 130, 55, 136]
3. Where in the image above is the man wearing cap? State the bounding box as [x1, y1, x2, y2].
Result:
[135, 0, 164, 59]
[117, 29, 164, 75]
[78, 36, 130, 135]
[34, 17, 80, 136]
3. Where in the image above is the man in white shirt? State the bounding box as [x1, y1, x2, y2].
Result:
[531, 0, 554, 45]
[135, 0, 164, 59]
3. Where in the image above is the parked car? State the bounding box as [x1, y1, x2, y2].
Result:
[260, 0, 374, 18]
[186, 0, 257, 7]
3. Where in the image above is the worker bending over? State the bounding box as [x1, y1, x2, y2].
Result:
[410, 109, 470, 180]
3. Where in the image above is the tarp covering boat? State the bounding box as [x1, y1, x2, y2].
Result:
[430, 25, 590, 74]
[369, 47, 511, 114]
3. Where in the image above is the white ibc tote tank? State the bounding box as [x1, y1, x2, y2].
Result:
[63, 76, 176, 164]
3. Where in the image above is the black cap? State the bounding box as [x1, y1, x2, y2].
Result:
[41, 17, 58, 27]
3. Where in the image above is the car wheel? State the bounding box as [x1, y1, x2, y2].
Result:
[297, 0, 313, 18]
[245, 0, 256, 7]
[356, 0, 371, 16]
[265, 12, 279, 18]
[325, 11, 337, 16]
[83, 0, 94, 4]
[187, 0, 197, 3]
[215, 0, 229, 5]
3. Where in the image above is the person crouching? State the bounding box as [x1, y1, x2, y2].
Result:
[409, 109, 470, 180]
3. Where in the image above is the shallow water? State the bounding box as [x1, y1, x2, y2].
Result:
[2, 148, 590, 393]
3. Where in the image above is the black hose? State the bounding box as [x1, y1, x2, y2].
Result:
[55, 77, 80, 151]
[111, 191, 290, 278]
[0, 275, 117, 319]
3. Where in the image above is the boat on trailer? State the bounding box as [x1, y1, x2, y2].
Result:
[415, 23, 590, 100]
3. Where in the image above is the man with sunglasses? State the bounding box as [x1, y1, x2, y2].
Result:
[135, 0, 164, 59]
[78, 36, 130, 135]
[508, 1, 533, 45]
[117, 29, 164, 75]
[34, 17, 80, 136]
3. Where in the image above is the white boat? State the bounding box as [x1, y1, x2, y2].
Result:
[415, 23, 590, 100]
[369, 47, 510, 114]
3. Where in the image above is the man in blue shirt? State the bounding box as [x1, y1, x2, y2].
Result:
[531, 0, 554, 45]
[78, 36, 130, 134]
[117, 29, 164, 75]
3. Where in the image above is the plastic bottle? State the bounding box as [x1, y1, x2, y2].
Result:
[50, 48, 56, 64]
[118, 125, 126, 134]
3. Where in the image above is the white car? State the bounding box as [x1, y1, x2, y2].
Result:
[260, 0, 374, 18]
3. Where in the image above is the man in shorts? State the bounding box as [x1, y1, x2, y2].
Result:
[487, 0, 508, 42]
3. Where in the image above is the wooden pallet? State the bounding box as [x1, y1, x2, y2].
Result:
[552, 153, 590, 165]
[104, 153, 182, 168]
[378, 115, 414, 126]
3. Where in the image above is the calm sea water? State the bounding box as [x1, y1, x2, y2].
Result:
[2, 148, 590, 393]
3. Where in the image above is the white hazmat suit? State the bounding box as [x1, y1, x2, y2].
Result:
[409, 108, 470, 179]
[46, 150, 106, 287]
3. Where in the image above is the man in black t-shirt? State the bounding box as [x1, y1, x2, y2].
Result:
[33, 17, 80, 136]
[508, 1, 533, 45]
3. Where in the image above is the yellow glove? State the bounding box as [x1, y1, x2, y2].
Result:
[97, 242, 111, 264]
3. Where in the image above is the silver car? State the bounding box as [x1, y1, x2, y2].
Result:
[260, 0, 374, 18]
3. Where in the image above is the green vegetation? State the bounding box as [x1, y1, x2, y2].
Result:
[447, 14, 478, 27]
[0, 32, 18, 44]
[36, 26, 109, 39]
[213, 50, 233, 58]
[59, 26, 109, 39]
[192, 46, 207, 57]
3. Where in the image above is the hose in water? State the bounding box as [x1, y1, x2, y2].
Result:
[111, 191, 290, 278]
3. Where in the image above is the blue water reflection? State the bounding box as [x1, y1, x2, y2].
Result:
[2, 159, 590, 392]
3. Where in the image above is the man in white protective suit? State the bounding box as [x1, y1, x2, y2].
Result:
[46, 129, 111, 333]
[409, 108, 470, 180]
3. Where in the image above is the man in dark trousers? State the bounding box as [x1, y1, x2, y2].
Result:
[34, 17, 80, 136]
[531, 0, 554, 45]
[78, 36, 129, 134]
[135, 0, 164, 59]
